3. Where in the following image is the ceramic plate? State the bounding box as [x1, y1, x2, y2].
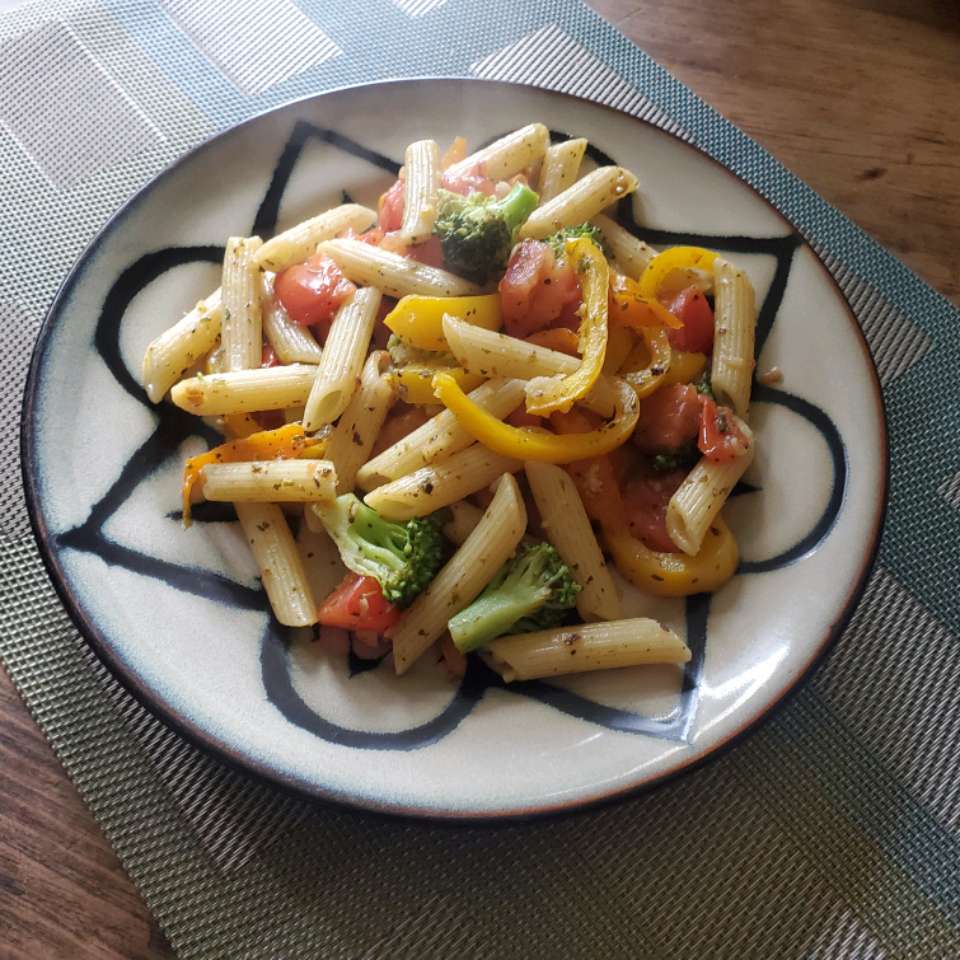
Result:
[22, 79, 886, 818]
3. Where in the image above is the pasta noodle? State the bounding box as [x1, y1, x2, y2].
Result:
[221, 236, 263, 372]
[364, 443, 522, 520]
[441, 500, 484, 545]
[537, 137, 587, 202]
[255, 204, 376, 272]
[711, 257, 757, 418]
[399, 139, 441, 245]
[302, 287, 382, 431]
[591, 214, 656, 279]
[200, 460, 337, 503]
[519, 167, 639, 240]
[444, 123, 549, 182]
[322, 351, 396, 493]
[170, 364, 316, 416]
[485, 618, 690, 682]
[235, 502, 316, 627]
[296, 522, 346, 604]
[261, 272, 323, 364]
[318, 239, 481, 298]
[142, 288, 221, 403]
[356, 378, 525, 489]
[390, 474, 526, 674]
[524, 461, 622, 622]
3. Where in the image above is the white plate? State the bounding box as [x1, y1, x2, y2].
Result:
[22, 79, 887, 818]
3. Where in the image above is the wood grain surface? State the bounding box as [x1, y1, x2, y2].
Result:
[2, 3, 957, 958]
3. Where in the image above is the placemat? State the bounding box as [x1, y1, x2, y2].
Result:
[2, 1, 959, 957]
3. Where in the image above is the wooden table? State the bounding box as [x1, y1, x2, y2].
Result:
[2, 3, 958, 957]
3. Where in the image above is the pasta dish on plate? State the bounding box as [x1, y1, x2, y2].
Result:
[141, 123, 757, 685]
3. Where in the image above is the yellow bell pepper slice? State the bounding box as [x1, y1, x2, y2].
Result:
[524, 237, 609, 416]
[660, 350, 707, 388]
[637, 246, 718, 301]
[383, 294, 501, 352]
[620, 325, 672, 398]
[432, 372, 638, 463]
[394, 364, 484, 405]
[604, 518, 739, 597]
[603, 324, 635, 374]
[181, 422, 316, 526]
[609, 273, 683, 329]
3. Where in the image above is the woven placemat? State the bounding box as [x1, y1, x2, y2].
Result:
[2, 1, 959, 957]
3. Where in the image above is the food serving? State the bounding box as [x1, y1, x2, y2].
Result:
[141, 123, 758, 685]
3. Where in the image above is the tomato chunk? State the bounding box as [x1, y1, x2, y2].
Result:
[698, 396, 750, 463]
[275, 255, 355, 336]
[622, 469, 686, 552]
[666, 286, 715, 354]
[317, 574, 401, 634]
[260, 342, 279, 368]
[499, 239, 581, 338]
[378, 177, 405, 232]
[632, 383, 701, 454]
[440, 164, 496, 197]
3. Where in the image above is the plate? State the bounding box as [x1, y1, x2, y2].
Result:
[22, 79, 887, 818]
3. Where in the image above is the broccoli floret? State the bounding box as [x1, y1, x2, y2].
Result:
[448, 542, 580, 653]
[433, 182, 539, 283]
[316, 494, 444, 607]
[543, 222, 608, 259]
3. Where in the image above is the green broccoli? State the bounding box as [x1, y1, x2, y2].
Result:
[315, 494, 444, 607]
[433, 182, 539, 283]
[543, 222, 608, 259]
[694, 368, 714, 400]
[448, 542, 580, 653]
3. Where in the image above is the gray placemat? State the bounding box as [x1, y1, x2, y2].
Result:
[2, 1, 959, 957]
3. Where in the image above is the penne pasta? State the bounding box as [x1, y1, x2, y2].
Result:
[519, 166, 639, 240]
[537, 137, 587, 202]
[296, 522, 346, 605]
[485, 618, 690, 682]
[363, 443, 522, 520]
[444, 123, 549, 182]
[591, 214, 656, 279]
[441, 314, 616, 417]
[318, 239, 482, 298]
[170, 364, 317, 416]
[261, 272, 323, 364]
[221, 236, 263, 372]
[200, 460, 337, 503]
[142, 288, 222, 403]
[302, 287, 382, 431]
[666, 418, 755, 556]
[399, 139, 441, 245]
[255, 204, 376, 272]
[323, 351, 396, 493]
[524, 461, 622, 622]
[357, 378, 525, 489]
[441, 500, 484, 545]
[390, 474, 526, 674]
[711, 257, 757, 418]
[235, 502, 316, 627]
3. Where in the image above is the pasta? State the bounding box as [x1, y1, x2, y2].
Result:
[318, 239, 481, 298]
[400, 139, 441, 245]
[537, 137, 587, 202]
[302, 287, 381, 430]
[255, 204, 376, 272]
[145, 123, 762, 694]
[221, 236, 263, 372]
[363, 443, 522, 520]
[520, 167, 639, 240]
[390, 474, 526, 674]
[485, 618, 690, 682]
[711, 257, 757, 417]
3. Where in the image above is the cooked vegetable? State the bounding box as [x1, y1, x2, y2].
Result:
[543, 222, 608, 259]
[448, 542, 580, 652]
[313, 494, 445, 607]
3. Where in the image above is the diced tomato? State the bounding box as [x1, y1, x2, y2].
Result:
[371, 295, 398, 350]
[666, 286, 715, 354]
[499, 239, 581, 338]
[317, 574, 401, 634]
[408, 236, 445, 268]
[340, 226, 384, 245]
[370, 405, 429, 457]
[275, 255, 355, 336]
[379, 178, 405, 232]
[440, 164, 496, 197]
[632, 383, 701, 454]
[260, 342, 279, 368]
[698, 396, 751, 463]
[622, 469, 686, 552]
